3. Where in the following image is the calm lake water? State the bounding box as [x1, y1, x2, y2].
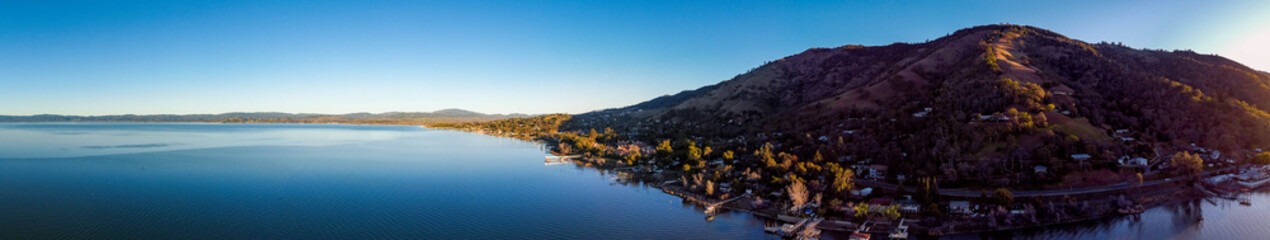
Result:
[2, 122, 1265, 239]
[946, 190, 1270, 240]
[0, 123, 768, 239]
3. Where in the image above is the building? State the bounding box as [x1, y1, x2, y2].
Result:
[950, 201, 973, 215]
[1034, 165, 1048, 174]
[1118, 156, 1148, 167]
[1071, 154, 1092, 161]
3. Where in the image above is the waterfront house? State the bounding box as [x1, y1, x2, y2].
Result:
[896, 199, 921, 214]
[1118, 157, 1148, 167]
[950, 201, 973, 215]
[865, 165, 888, 179]
[851, 187, 873, 197]
[1071, 154, 1092, 161]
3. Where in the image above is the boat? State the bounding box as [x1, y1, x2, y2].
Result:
[763, 224, 781, 233]
[847, 232, 871, 240]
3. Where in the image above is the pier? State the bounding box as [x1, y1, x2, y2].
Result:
[544, 155, 582, 165]
[704, 193, 749, 215]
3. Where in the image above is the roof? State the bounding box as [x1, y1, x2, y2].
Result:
[869, 197, 894, 206]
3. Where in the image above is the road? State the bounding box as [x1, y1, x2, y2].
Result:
[856, 167, 1235, 198]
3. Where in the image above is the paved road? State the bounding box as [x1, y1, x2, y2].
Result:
[856, 167, 1235, 198]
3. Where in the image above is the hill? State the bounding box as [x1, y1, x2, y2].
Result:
[562, 24, 1270, 187]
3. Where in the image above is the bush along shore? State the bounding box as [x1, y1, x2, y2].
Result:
[428, 114, 1248, 237]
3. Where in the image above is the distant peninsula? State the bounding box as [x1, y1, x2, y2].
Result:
[0, 108, 527, 125]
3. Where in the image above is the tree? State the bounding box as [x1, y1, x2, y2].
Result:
[1170, 152, 1203, 177]
[828, 163, 854, 194]
[882, 205, 902, 220]
[853, 203, 870, 218]
[1253, 152, 1270, 165]
[705, 180, 715, 195]
[688, 144, 703, 162]
[993, 188, 1015, 206]
[722, 150, 735, 161]
[786, 180, 809, 209]
[756, 143, 780, 170]
[1134, 172, 1144, 191]
[656, 140, 674, 164]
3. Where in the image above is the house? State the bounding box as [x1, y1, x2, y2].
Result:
[1053, 90, 1073, 96]
[1071, 154, 1092, 161]
[913, 108, 933, 118]
[865, 164, 888, 179]
[1121, 137, 1135, 142]
[896, 199, 921, 214]
[978, 115, 1010, 122]
[1115, 129, 1130, 134]
[1119, 156, 1149, 167]
[851, 187, 873, 197]
[950, 201, 973, 215]
[1034, 165, 1048, 174]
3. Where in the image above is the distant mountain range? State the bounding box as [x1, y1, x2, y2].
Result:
[0, 109, 528, 124]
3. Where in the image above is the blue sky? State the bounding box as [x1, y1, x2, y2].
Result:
[2, 0, 1268, 115]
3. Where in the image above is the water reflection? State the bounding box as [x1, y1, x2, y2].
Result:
[958, 190, 1270, 240]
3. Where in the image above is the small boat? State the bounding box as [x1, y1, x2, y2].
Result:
[763, 223, 781, 233]
[847, 232, 872, 240]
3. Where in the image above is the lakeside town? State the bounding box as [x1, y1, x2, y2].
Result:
[432, 114, 1270, 239]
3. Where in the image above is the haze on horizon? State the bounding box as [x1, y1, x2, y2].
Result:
[3, 0, 1268, 116]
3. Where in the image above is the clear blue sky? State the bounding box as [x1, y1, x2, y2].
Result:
[3, 0, 1268, 115]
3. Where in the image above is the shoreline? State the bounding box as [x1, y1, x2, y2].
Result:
[534, 145, 1218, 238]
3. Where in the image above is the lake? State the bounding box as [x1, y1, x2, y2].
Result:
[0, 123, 768, 239]
[3, 122, 1265, 240]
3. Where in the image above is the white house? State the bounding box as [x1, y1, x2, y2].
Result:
[1072, 154, 1092, 161]
[1118, 156, 1149, 167]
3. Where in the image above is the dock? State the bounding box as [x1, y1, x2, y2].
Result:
[704, 193, 749, 215]
[544, 155, 582, 165]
